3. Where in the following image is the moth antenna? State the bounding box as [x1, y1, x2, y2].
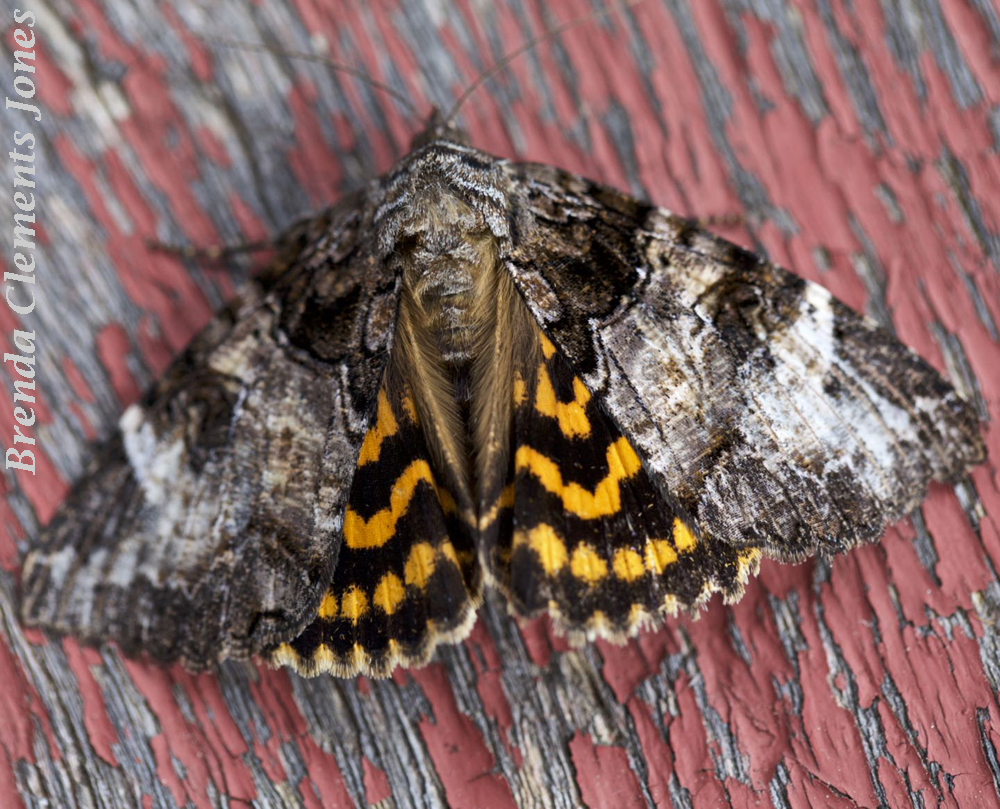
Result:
[207, 37, 418, 114]
[442, 0, 645, 127]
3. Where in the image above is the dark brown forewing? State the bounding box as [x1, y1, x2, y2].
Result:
[503, 161, 985, 562]
[20, 191, 400, 669]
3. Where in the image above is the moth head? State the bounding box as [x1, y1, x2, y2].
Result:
[376, 158, 504, 262]
[392, 186, 491, 266]
[410, 107, 472, 149]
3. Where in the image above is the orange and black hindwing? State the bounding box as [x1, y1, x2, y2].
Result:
[275, 327, 763, 673]
[485, 331, 762, 638]
[271, 379, 479, 677]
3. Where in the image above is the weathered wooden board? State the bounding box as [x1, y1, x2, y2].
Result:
[1, 1, 998, 806]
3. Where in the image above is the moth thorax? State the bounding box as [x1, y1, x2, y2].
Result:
[398, 190, 498, 365]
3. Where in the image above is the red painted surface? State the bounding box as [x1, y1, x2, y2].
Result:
[0, 498, 24, 571]
[0, 392, 63, 525]
[60, 358, 95, 407]
[95, 324, 142, 407]
[465, 621, 515, 738]
[411, 664, 517, 809]
[160, 4, 214, 84]
[628, 699, 674, 806]
[4, 0, 999, 806]
[0, 633, 59, 809]
[64, 644, 119, 766]
[361, 756, 391, 806]
[569, 731, 646, 809]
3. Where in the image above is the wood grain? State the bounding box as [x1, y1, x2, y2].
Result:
[1, 1, 998, 806]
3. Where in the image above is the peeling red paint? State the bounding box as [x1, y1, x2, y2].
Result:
[68, 403, 95, 440]
[798, 606, 881, 801]
[52, 134, 214, 357]
[135, 315, 182, 378]
[127, 664, 258, 804]
[466, 619, 512, 728]
[160, 4, 214, 83]
[671, 672, 737, 805]
[296, 730, 354, 809]
[0, 497, 25, 571]
[243, 668, 340, 798]
[245, 669, 353, 809]
[149, 733, 189, 807]
[95, 324, 141, 407]
[61, 357, 96, 405]
[117, 69, 209, 221]
[125, 667, 214, 805]
[192, 126, 231, 168]
[926, 487, 994, 600]
[0, 385, 66, 523]
[284, 86, 346, 208]
[72, 0, 139, 64]
[63, 643, 119, 766]
[598, 619, 681, 703]
[0, 627, 62, 794]
[6, 30, 73, 117]
[411, 664, 516, 808]
[628, 698, 675, 806]
[0, 767, 23, 809]
[518, 615, 555, 669]
[361, 755, 391, 805]
[569, 731, 645, 809]
[226, 192, 270, 250]
[518, 614, 573, 670]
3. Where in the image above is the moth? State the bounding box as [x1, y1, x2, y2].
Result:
[20, 104, 985, 677]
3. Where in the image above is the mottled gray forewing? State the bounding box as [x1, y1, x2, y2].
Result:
[504, 162, 984, 560]
[20, 192, 400, 668]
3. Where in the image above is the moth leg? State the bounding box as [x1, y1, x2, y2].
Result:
[688, 211, 744, 230]
[147, 201, 363, 288]
[144, 238, 272, 262]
